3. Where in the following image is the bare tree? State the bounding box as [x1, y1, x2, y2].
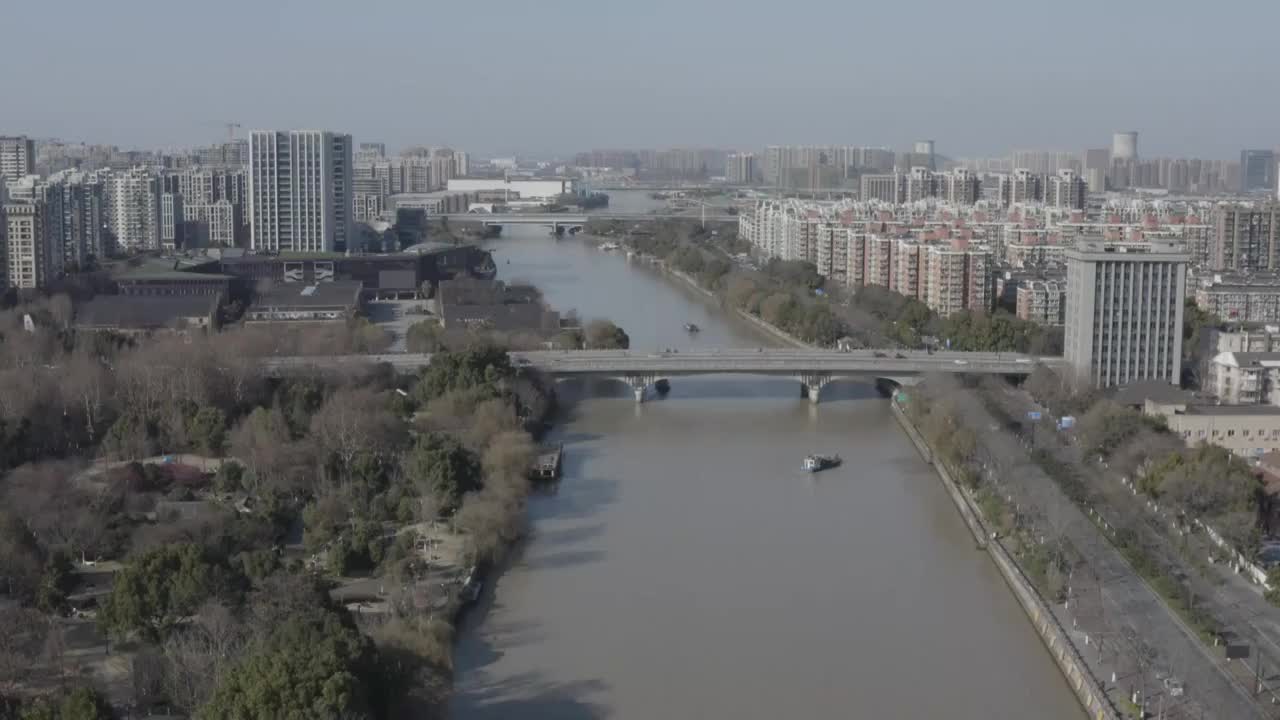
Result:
[309, 387, 406, 477]
[0, 608, 46, 694]
[163, 601, 248, 712]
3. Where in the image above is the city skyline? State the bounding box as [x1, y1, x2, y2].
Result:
[2, 0, 1277, 158]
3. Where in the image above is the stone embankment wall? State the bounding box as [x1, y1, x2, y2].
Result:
[892, 402, 1120, 720]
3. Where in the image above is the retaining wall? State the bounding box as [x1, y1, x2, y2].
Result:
[892, 402, 1120, 720]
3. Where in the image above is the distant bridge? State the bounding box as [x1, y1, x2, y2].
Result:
[439, 212, 738, 233]
[264, 349, 1063, 403]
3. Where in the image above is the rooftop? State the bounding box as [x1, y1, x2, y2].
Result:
[1212, 351, 1280, 369]
[112, 256, 229, 282]
[75, 295, 217, 329]
[1184, 404, 1280, 417]
[252, 281, 363, 309]
[1112, 380, 1193, 407]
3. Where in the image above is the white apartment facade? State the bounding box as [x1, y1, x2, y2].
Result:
[106, 167, 161, 250]
[249, 130, 354, 253]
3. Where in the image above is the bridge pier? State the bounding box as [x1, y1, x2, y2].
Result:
[798, 374, 831, 404]
[624, 374, 656, 403]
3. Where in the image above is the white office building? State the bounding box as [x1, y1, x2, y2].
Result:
[249, 130, 354, 252]
[1064, 240, 1189, 387]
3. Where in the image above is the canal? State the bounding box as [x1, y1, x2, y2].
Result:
[450, 192, 1083, 719]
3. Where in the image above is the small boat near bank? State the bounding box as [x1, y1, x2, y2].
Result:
[684, 323, 701, 333]
[803, 454, 842, 472]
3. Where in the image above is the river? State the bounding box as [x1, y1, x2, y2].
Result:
[450, 192, 1083, 719]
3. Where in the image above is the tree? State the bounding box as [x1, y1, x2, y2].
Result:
[759, 293, 796, 327]
[163, 602, 249, 713]
[0, 608, 46, 695]
[197, 608, 377, 720]
[186, 407, 227, 456]
[416, 346, 513, 402]
[229, 408, 308, 498]
[309, 387, 406, 480]
[583, 319, 630, 350]
[402, 433, 481, 512]
[405, 321, 445, 354]
[17, 686, 113, 720]
[99, 543, 236, 640]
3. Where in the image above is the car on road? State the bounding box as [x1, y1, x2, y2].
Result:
[953, 360, 968, 365]
[1015, 358, 1032, 364]
[873, 351, 887, 358]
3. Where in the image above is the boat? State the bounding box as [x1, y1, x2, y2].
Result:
[684, 323, 701, 333]
[599, 241, 620, 251]
[802, 454, 842, 472]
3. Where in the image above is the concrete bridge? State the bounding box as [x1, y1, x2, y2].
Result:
[264, 349, 1063, 403]
[441, 212, 739, 234]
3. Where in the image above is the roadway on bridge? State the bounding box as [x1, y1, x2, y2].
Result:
[265, 349, 1062, 377]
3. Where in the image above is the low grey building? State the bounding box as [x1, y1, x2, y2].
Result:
[245, 281, 363, 322]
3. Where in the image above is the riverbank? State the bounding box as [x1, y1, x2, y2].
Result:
[624, 248, 814, 350]
[892, 401, 1119, 720]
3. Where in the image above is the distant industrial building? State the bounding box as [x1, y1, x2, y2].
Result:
[1112, 132, 1139, 161]
[1065, 240, 1188, 387]
[446, 178, 578, 202]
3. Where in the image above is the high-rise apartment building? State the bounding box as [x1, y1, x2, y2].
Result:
[1211, 203, 1280, 271]
[860, 174, 904, 203]
[106, 167, 162, 250]
[249, 130, 353, 253]
[726, 153, 756, 184]
[1241, 150, 1278, 193]
[941, 169, 980, 205]
[160, 192, 184, 249]
[3, 200, 61, 289]
[1083, 148, 1110, 192]
[1064, 240, 1188, 387]
[453, 151, 470, 178]
[1016, 280, 1065, 325]
[178, 167, 246, 247]
[1046, 169, 1087, 210]
[925, 243, 990, 317]
[48, 171, 107, 265]
[0, 136, 36, 180]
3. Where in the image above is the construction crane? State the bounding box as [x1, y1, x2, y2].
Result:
[224, 123, 242, 141]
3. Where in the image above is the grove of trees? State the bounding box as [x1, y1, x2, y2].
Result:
[0, 289, 547, 718]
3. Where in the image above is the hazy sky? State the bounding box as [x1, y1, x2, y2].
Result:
[2, 0, 1275, 159]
